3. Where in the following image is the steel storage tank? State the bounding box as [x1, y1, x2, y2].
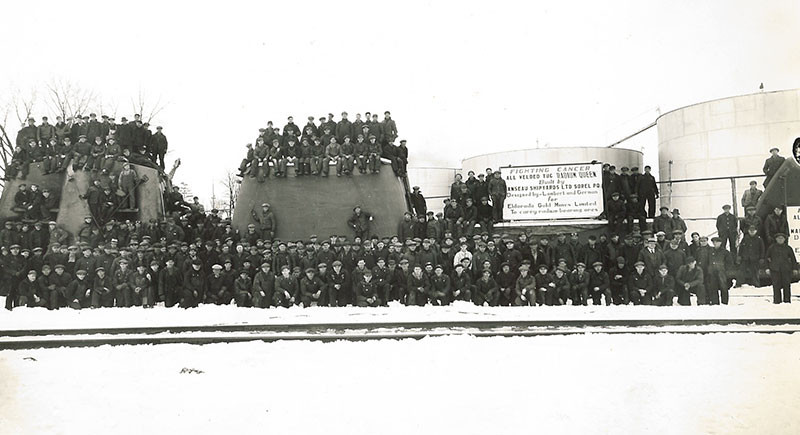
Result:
[461, 147, 643, 179]
[657, 89, 800, 232]
[407, 166, 459, 214]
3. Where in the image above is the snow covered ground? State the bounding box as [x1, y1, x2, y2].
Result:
[1, 333, 799, 435]
[0, 283, 798, 331]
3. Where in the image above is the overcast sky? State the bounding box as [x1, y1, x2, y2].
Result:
[2, 0, 798, 205]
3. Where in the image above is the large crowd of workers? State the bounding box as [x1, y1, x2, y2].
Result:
[7, 113, 170, 224]
[237, 111, 407, 179]
[9, 113, 169, 175]
[1, 118, 799, 311]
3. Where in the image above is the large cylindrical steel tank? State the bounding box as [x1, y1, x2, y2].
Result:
[407, 166, 459, 214]
[657, 89, 800, 230]
[461, 147, 643, 177]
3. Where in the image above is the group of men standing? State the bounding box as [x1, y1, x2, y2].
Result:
[7, 114, 169, 182]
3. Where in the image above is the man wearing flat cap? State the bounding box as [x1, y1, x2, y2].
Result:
[637, 165, 660, 218]
[735, 224, 763, 288]
[348, 206, 373, 241]
[762, 147, 785, 188]
[488, 170, 507, 223]
[653, 206, 674, 236]
[72, 134, 92, 171]
[766, 232, 798, 304]
[706, 236, 733, 305]
[251, 202, 276, 240]
[181, 258, 206, 308]
[151, 125, 168, 169]
[739, 204, 761, 237]
[390, 139, 408, 177]
[740, 180, 763, 211]
[716, 204, 737, 255]
[638, 237, 666, 278]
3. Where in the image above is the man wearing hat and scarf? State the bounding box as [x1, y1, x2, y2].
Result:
[766, 232, 799, 304]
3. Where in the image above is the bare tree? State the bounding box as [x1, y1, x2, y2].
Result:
[219, 170, 240, 218]
[0, 80, 167, 190]
[10, 86, 38, 126]
[44, 78, 97, 120]
[131, 87, 167, 124]
[98, 96, 120, 119]
[0, 87, 38, 185]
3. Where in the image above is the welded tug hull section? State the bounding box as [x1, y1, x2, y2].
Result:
[232, 162, 410, 240]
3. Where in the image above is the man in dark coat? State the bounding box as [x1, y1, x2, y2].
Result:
[587, 261, 611, 306]
[626, 194, 647, 233]
[637, 165, 659, 218]
[762, 147, 785, 188]
[410, 186, 427, 217]
[251, 203, 277, 240]
[116, 117, 132, 151]
[652, 264, 676, 306]
[151, 126, 168, 169]
[716, 204, 738, 255]
[381, 111, 398, 146]
[348, 206, 373, 240]
[766, 233, 798, 304]
[638, 238, 666, 278]
[16, 118, 38, 148]
[130, 120, 148, 153]
[36, 117, 56, 144]
[706, 237, 733, 305]
[335, 112, 353, 144]
[764, 206, 789, 246]
[86, 113, 102, 141]
[390, 139, 408, 176]
[607, 191, 627, 235]
[181, 259, 207, 307]
[488, 170, 507, 222]
[675, 257, 705, 306]
[628, 261, 652, 305]
[737, 225, 765, 287]
[653, 206, 674, 235]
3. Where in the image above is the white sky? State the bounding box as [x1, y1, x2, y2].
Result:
[2, 0, 798, 205]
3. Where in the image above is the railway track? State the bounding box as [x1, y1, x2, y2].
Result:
[2, 317, 799, 349]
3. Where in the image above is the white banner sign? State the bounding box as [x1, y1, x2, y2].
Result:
[788, 206, 800, 257]
[501, 163, 604, 220]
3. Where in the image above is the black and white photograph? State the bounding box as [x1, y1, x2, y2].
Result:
[1, 1, 799, 434]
